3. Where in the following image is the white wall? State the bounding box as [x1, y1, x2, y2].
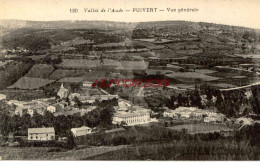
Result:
[28, 132, 55, 141]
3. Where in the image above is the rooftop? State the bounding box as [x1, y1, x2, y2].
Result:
[71, 126, 92, 133]
[114, 110, 150, 118]
[28, 127, 55, 134]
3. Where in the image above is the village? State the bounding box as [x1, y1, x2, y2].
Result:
[0, 77, 246, 144]
[0, 19, 260, 160]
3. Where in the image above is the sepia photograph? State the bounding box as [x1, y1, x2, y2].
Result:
[0, 0, 259, 161]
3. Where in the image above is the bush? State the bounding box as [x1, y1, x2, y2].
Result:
[112, 136, 128, 146]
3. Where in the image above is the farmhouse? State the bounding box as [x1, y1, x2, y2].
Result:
[28, 127, 55, 141]
[71, 126, 92, 137]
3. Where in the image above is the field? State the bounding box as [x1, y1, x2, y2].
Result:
[0, 145, 127, 160]
[57, 77, 85, 83]
[0, 89, 46, 101]
[24, 64, 54, 78]
[208, 71, 259, 86]
[195, 69, 217, 74]
[169, 84, 196, 89]
[0, 60, 13, 67]
[131, 39, 165, 50]
[106, 52, 155, 59]
[208, 83, 237, 88]
[208, 71, 245, 79]
[154, 49, 180, 58]
[0, 61, 33, 90]
[85, 141, 260, 160]
[93, 42, 127, 48]
[58, 59, 105, 69]
[8, 77, 55, 90]
[235, 54, 260, 59]
[232, 76, 247, 79]
[167, 123, 232, 134]
[50, 46, 76, 53]
[57, 59, 148, 71]
[48, 69, 87, 80]
[165, 72, 220, 83]
[175, 49, 203, 55]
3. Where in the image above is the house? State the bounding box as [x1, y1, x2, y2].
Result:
[245, 90, 252, 99]
[47, 105, 56, 113]
[83, 81, 93, 88]
[15, 108, 28, 117]
[163, 107, 224, 121]
[204, 116, 221, 123]
[71, 126, 92, 137]
[47, 103, 64, 113]
[163, 110, 175, 117]
[28, 127, 55, 141]
[27, 108, 35, 116]
[68, 93, 81, 100]
[0, 94, 6, 100]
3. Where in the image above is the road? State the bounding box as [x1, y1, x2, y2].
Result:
[220, 82, 260, 91]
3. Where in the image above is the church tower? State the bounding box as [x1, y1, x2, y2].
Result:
[57, 83, 69, 99]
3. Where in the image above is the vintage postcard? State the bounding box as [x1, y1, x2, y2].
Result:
[0, 0, 259, 161]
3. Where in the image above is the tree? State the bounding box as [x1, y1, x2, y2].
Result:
[66, 130, 76, 149]
[177, 94, 184, 106]
[251, 86, 260, 114]
[189, 90, 203, 108]
[72, 96, 83, 108]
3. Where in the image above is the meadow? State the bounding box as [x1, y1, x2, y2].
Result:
[165, 72, 220, 83]
[167, 123, 232, 134]
[85, 140, 260, 160]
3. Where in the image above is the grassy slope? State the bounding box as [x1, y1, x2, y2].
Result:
[84, 141, 260, 160]
[0, 145, 127, 160]
[0, 61, 33, 90]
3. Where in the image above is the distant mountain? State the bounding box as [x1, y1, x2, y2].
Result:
[0, 19, 137, 30]
[0, 19, 259, 31]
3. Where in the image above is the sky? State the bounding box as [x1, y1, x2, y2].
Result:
[0, 0, 260, 29]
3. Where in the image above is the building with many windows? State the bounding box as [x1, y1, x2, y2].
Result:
[28, 127, 55, 141]
[113, 112, 150, 126]
[112, 106, 157, 126]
